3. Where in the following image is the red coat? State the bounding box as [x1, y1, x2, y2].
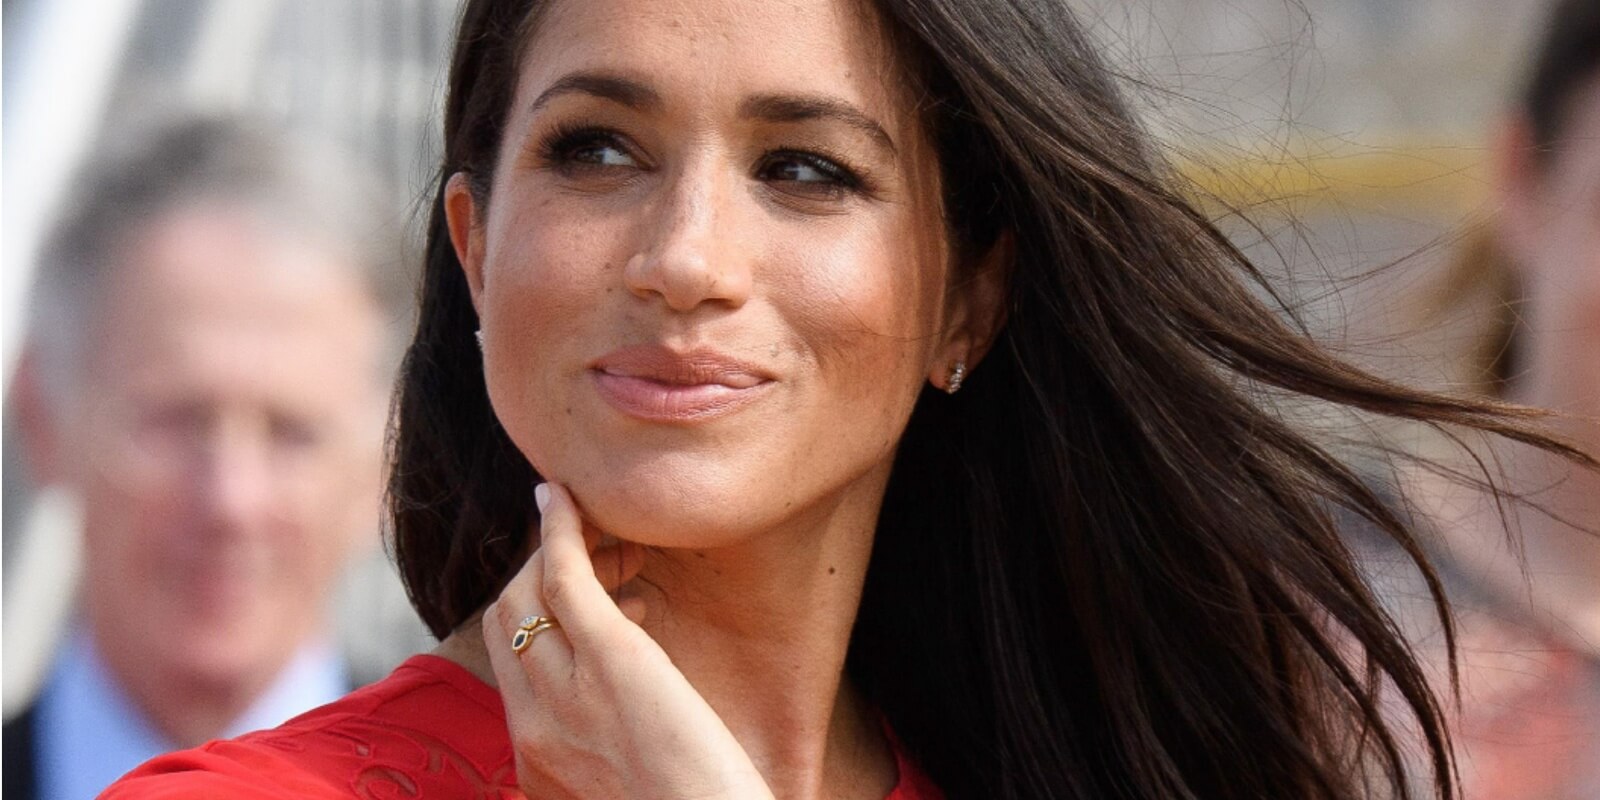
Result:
[100, 655, 944, 799]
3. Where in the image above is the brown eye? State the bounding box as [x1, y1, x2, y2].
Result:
[567, 140, 637, 167]
[762, 158, 832, 183]
[756, 151, 860, 199]
[542, 126, 642, 174]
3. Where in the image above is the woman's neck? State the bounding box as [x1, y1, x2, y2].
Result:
[435, 468, 899, 799]
[631, 485, 893, 798]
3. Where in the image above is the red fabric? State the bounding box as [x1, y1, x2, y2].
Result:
[101, 655, 943, 799]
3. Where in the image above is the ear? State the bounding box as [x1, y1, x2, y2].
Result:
[10, 346, 68, 487]
[929, 230, 1013, 391]
[1489, 116, 1543, 277]
[444, 172, 488, 314]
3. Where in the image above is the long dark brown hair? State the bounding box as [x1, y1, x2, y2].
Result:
[388, 1, 1592, 797]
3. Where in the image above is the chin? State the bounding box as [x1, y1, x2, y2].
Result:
[565, 471, 781, 550]
[173, 592, 305, 669]
[158, 627, 280, 690]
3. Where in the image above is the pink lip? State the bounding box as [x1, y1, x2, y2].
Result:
[589, 344, 775, 422]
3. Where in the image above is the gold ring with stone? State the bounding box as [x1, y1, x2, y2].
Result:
[511, 615, 560, 654]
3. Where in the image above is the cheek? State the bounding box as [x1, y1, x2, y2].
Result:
[773, 221, 946, 383]
[477, 192, 629, 468]
[481, 195, 614, 336]
[1531, 198, 1600, 329]
[759, 222, 947, 478]
[1533, 152, 1600, 323]
[76, 475, 175, 594]
[294, 453, 374, 561]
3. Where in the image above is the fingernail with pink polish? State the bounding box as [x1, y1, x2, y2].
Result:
[534, 483, 551, 513]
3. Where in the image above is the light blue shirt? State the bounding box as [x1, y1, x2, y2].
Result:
[34, 629, 348, 800]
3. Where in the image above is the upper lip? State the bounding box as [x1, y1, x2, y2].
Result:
[589, 344, 774, 389]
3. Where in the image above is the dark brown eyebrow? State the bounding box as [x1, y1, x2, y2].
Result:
[739, 93, 898, 157]
[529, 71, 663, 115]
[530, 76, 897, 157]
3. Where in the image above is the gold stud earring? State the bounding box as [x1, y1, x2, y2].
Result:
[947, 360, 967, 394]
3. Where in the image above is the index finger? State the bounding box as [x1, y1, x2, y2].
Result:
[535, 482, 635, 647]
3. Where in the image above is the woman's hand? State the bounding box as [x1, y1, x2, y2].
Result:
[483, 482, 776, 800]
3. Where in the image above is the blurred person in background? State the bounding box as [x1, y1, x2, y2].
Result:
[1, 116, 401, 800]
[1405, 0, 1600, 795]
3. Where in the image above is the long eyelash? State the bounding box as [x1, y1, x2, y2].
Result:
[768, 149, 879, 200]
[538, 122, 627, 164]
[533, 125, 873, 196]
[774, 150, 864, 189]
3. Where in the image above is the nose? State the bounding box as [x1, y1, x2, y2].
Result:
[195, 413, 277, 533]
[623, 161, 753, 313]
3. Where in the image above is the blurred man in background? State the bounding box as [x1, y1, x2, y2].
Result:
[2, 116, 402, 799]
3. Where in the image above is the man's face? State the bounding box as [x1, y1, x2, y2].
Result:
[62, 206, 387, 689]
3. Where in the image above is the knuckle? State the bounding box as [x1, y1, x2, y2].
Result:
[491, 599, 521, 628]
[484, 599, 507, 627]
[544, 557, 579, 585]
[542, 572, 580, 611]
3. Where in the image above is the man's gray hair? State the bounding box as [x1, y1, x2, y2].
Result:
[29, 114, 412, 395]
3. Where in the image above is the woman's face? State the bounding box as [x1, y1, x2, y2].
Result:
[449, 0, 997, 547]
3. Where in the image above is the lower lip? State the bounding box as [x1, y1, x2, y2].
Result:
[591, 371, 771, 422]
